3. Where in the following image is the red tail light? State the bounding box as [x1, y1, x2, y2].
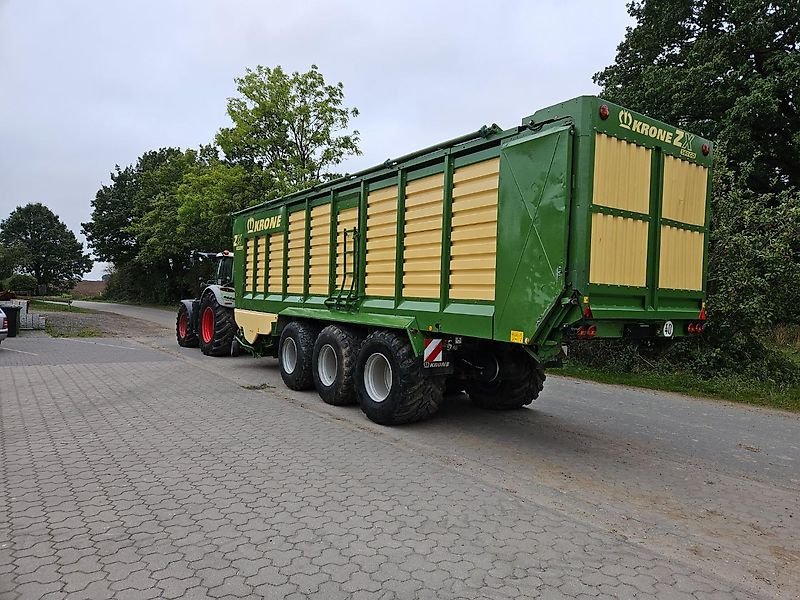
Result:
[2, 318, 6, 329]
[688, 323, 696, 334]
[586, 325, 597, 338]
[698, 305, 707, 321]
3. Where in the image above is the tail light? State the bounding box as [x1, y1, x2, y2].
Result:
[686, 321, 707, 335]
[586, 325, 597, 338]
[2, 317, 6, 330]
[698, 303, 707, 321]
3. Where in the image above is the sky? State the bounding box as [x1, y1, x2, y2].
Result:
[0, 1, 633, 279]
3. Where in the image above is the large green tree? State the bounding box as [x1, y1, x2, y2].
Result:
[0, 203, 92, 292]
[216, 64, 361, 195]
[83, 64, 361, 303]
[594, 0, 799, 192]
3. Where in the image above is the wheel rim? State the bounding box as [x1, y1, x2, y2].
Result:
[317, 344, 338, 387]
[364, 352, 392, 403]
[282, 337, 298, 374]
[201, 307, 214, 343]
[178, 313, 187, 338]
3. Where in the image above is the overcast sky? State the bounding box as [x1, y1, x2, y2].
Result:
[0, 1, 632, 279]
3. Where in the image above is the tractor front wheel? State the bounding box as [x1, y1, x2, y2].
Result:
[198, 294, 236, 357]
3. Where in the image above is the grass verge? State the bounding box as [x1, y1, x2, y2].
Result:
[44, 323, 103, 338]
[559, 364, 800, 412]
[29, 300, 91, 313]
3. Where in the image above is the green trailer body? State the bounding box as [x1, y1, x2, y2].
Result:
[231, 96, 712, 364]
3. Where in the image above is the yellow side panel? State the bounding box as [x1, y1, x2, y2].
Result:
[403, 173, 443, 298]
[335, 207, 359, 290]
[366, 185, 397, 297]
[245, 237, 256, 291]
[267, 233, 284, 293]
[255, 235, 267, 293]
[234, 309, 277, 344]
[308, 204, 331, 295]
[593, 133, 652, 214]
[286, 209, 306, 294]
[449, 158, 499, 301]
[589, 213, 649, 287]
[662, 155, 708, 226]
[659, 226, 704, 291]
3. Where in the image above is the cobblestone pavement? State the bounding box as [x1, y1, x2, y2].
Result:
[0, 335, 794, 599]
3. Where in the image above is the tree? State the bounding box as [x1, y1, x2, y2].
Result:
[594, 0, 800, 193]
[0, 244, 29, 280]
[176, 160, 259, 252]
[216, 64, 361, 195]
[0, 204, 92, 292]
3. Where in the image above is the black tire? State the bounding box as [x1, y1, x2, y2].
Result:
[355, 329, 445, 425]
[279, 320, 320, 391]
[198, 294, 236, 357]
[312, 325, 364, 406]
[176, 304, 198, 348]
[465, 346, 545, 410]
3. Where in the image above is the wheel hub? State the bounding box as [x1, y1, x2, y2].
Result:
[364, 352, 392, 403]
[318, 344, 338, 387]
[282, 337, 298, 374]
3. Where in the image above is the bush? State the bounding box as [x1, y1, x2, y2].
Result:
[3, 273, 38, 293]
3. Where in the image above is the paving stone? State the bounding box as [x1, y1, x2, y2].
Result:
[0, 340, 765, 599]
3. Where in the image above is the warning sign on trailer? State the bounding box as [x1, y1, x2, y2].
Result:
[424, 338, 444, 364]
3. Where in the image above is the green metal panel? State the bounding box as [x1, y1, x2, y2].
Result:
[494, 125, 573, 345]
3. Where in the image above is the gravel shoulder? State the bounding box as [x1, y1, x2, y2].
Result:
[35, 304, 173, 338]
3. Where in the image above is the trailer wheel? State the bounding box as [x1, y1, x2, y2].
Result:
[198, 294, 236, 356]
[312, 325, 363, 406]
[465, 348, 545, 410]
[356, 329, 445, 425]
[279, 320, 320, 391]
[176, 304, 198, 348]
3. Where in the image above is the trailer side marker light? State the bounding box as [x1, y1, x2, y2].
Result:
[702, 143, 710, 156]
[698, 304, 707, 321]
[599, 104, 609, 120]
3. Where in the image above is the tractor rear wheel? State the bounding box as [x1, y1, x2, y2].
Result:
[198, 294, 236, 357]
[176, 304, 198, 348]
[355, 329, 445, 425]
[465, 346, 545, 410]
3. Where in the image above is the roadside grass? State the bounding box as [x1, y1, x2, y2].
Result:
[29, 300, 91, 313]
[44, 322, 103, 338]
[559, 364, 800, 412]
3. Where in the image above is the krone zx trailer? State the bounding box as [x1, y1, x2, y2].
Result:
[229, 96, 713, 425]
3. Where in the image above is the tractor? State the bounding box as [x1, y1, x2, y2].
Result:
[175, 251, 237, 356]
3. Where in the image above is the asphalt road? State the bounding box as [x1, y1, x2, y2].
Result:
[2, 303, 798, 599]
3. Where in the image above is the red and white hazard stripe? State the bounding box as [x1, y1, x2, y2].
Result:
[423, 338, 444, 363]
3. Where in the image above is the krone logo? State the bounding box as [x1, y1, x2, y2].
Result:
[246, 214, 282, 234]
[619, 109, 633, 130]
